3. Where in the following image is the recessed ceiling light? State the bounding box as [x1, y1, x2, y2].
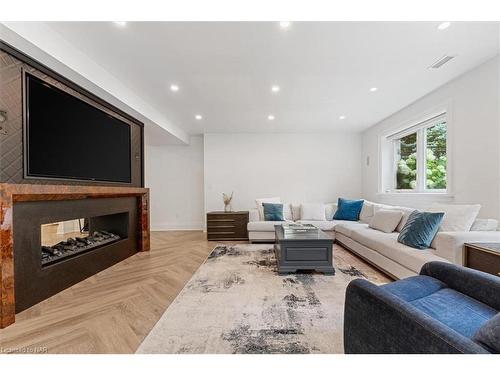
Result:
[271, 85, 280, 93]
[113, 21, 127, 27]
[339, 115, 346, 120]
[369, 87, 378, 92]
[279, 21, 291, 29]
[170, 84, 179, 92]
[437, 22, 451, 30]
[195, 114, 203, 120]
[268, 115, 275, 120]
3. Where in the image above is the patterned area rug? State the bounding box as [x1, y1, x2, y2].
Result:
[137, 244, 373, 354]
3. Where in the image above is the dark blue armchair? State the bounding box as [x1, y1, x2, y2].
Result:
[344, 262, 500, 354]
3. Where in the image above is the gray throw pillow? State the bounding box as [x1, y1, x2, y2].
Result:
[473, 312, 500, 353]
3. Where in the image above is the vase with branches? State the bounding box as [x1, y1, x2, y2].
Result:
[222, 192, 233, 212]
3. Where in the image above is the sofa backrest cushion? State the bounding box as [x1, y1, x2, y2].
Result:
[369, 209, 404, 233]
[398, 210, 445, 249]
[470, 218, 499, 231]
[300, 203, 326, 221]
[333, 198, 364, 221]
[429, 203, 481, 232]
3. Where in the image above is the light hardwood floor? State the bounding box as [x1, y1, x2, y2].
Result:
[0, 231, 389, 354]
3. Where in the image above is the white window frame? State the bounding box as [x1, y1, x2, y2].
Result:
[384, 111, 449, 194]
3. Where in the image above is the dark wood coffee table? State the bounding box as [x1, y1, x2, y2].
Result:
[274, 225, 335, 275]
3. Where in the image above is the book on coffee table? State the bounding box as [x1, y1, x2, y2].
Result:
[282, 223, 319, 233]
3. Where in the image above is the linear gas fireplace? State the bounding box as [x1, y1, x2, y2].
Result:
[0, 185, 150, 326]
[40, 212, 129, 267]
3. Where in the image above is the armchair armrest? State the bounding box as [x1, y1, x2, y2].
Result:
[420, 261, 500, 311]
[432, 231, 500, 264]
[248, 208, 260, 222]
[344, 279, 489, 353]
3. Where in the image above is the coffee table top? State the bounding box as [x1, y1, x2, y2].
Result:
[465, 243, 500, 254]
[274, 225, 332, 241]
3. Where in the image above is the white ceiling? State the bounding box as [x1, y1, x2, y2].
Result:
[45, 21, 499, 136]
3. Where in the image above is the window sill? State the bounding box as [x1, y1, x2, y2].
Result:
[376, 192, 455, 201]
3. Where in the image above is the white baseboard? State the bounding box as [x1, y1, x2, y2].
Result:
[151, 221, 204, 231]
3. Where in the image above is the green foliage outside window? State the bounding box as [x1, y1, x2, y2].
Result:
[396, 132, 417, 189]
[425, 122, 447, 189]
[396, 122, 447, 190]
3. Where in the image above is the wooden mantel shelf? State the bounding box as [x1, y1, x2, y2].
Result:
[0, 183, 150, 328]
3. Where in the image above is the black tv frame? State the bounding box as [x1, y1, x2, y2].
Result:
[22, 70, 133, 185]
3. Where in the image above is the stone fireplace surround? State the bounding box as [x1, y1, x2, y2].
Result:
[0, 183, 150, 328]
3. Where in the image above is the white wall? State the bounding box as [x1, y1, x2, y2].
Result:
[204, 133, 362, 212]
[362, 57, 500, 219]
[145, 135, 205, 230]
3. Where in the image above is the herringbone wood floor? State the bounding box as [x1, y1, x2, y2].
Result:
[0, 231, 388, 354]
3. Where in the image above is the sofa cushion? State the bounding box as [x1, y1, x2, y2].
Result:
[382, 275, 447, 302]
[473, 312, 500, 353]
[334, 221, 369, 237]
[290, 204, 301, 221]
[325, 203, 338, 221]
[398, 211, 444, 249]
[470, 218, 498, 231]
[382, 276, 498, 339]
[369, 210, 403, 233]
[395, 207, 416, 232]
[247, 221, 287, 232]
[359, 200, 375, 223]
[262, 203, 284, 221]
[429, 203, 481, 232]
[296, 220, 336, 231]
[300, 203, 326, 221]
[333, 198, 364, 221]
[350, 227, 446, 273]
[410, 288, 497, 339]
[255, 197, 281, 220]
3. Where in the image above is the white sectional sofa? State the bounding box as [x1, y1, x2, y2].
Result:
[248, 200, 500, 279]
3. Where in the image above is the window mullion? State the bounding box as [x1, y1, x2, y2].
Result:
[417, 129, 426, 192]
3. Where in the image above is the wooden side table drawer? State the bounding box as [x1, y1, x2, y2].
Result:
[206, 211, 249, 241]
[464, 243, 500, 277]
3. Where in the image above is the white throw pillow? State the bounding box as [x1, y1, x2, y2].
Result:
[429, 203, 481, 232]
[255, 197, 281, 220]
[300, 203, 326, 221]
[290, 204, 301, 221]
[325, 203, 338, 221]
[394, 207, 416, 232]
[282, 203, 293, 221]
[368, 210, 404, 233]
[359, 201, 375, 223]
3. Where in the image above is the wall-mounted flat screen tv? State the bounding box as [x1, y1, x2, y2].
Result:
[25, 73, 131, 183]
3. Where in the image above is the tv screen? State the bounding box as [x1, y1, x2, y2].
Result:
[25, 73, 132, 183]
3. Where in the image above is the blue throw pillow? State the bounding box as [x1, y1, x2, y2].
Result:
[262, 203, 284, 221]
[397, 210, 444, 249]
[333, 198, 364, 221]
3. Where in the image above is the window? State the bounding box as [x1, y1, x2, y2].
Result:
[387, 113, 447, 192]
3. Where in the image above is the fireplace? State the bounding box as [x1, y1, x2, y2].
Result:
[40, 212, 129, 267]
[0, 184, 150, 328]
